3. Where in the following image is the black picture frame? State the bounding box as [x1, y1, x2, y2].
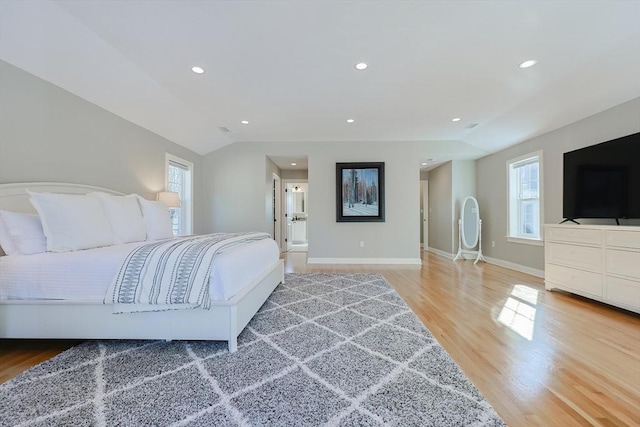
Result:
[336, 162, 385, 222]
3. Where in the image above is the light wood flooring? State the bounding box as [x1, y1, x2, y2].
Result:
[1, 252, 639, 426]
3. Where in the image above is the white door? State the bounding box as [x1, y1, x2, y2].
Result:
[273, 174, 282, 250]
[421, 180, 429, 250]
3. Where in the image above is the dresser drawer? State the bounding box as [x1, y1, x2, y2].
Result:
[606, 276, 640, 309]
[545, 227, 601, 246]
[606, 249, 640, 280]
[546, 242, 602, 273]
[606, 230, 640, 250]
[545, 264, 603, 297]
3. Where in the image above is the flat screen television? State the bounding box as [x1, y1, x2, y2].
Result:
[563, 132, 640, 223]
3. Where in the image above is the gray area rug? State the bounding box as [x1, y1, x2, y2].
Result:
[1, 273, 505, 426]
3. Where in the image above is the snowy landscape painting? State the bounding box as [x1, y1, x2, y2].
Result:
[336, 162, 385, 222]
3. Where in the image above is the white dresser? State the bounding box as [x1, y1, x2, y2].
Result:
[544, 224, 640, 313]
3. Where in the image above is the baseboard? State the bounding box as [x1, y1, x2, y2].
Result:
[425, 247, 454, 259]
[425, 248, 544, 278]
[307, 257, 422, 265]
[483, 256, 545, 279]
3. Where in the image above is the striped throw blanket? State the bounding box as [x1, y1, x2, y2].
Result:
[105, 232, 270, 312]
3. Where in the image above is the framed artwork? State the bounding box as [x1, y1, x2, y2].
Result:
[336, 162, 385, 222]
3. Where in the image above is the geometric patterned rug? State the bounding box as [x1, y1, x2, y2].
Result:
[0, 273, 506, 426]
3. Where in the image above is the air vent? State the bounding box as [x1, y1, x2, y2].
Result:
[465, 123, 479, 129]
[219, 126, 231, 133]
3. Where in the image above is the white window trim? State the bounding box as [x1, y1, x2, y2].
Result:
[506, 150, 544, 245]
[506, 236, 545, 246]
[165, 153, 194, 235]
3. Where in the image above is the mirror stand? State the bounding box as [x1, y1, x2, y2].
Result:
[453, 218, 486, 264]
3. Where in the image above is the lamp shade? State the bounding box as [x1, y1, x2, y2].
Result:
[157, 191, 180, 208]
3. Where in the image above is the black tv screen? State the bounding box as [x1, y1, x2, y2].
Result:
[563, 132, 640, 220]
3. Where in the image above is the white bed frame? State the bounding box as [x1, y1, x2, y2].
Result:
[0, 182, 284, 352]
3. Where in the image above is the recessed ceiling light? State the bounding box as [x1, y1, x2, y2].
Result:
[191, 66, 205, 74]
[291, 163, 297, 166]
[240, 120, 249, 125]
[355, 63, 368, 70]
[346, 119, 355, 123]
[518, 60, 537, 69]
[452, 117, 461, 122]
[421, 162, 428, 166]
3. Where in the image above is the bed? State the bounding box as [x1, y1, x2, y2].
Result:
[0, 182, 284, 352]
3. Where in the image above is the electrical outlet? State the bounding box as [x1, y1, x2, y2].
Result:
[359, 241, 365, 248]
[492, 241, 495, 247]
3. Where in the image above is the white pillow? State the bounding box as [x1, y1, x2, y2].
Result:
[0, 214, 19, 255]
[92, 193, 146, 243]
[28, 191, 117, 252]
[0, 210, 47, 255]
[137, 197, 174, 240]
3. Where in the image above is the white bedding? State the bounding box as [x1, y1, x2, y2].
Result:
[0, 237, 279, 302]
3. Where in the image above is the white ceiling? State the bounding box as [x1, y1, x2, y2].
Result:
[1, 1, 639, 160]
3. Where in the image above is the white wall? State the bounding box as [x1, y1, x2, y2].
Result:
[201, 141, 446, 262]
[0, 60, 205, 232]
[477, 98, 640, 271]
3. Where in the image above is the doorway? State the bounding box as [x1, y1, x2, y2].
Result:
[283, 180, 308, 252]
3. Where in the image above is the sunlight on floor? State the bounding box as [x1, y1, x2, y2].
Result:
[497, 285, 539, 340]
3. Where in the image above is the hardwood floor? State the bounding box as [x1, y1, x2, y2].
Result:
[0, 339, 80, 384]
[2, 252, 639, 426]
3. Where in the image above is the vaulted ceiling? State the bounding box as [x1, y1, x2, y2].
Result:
[1, 1, 639, 158]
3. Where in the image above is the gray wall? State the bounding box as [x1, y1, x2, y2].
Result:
[451, 160, 477, 252]
[201, 144, 273, 235]
[419, 170, 429, 245]
[426, 160, 476, 255]
[281, 169, 309, 180]
[420, 181, 426, 245]
[428, 162, 453, 254]
[0, 60, 205, 232]
[202, 141, 425, 261]
[477, 97, 640, 271]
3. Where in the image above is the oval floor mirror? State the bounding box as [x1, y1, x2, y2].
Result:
[454, 196, 486, 264]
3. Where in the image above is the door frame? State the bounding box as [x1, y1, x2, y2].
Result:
[282, 179, 308, 251]
[272, 174, 282, 250]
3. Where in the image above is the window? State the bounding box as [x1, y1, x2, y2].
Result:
[166, 153, 193, 235]
[507, 151, 543, 244]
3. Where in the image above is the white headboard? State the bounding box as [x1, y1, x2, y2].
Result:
[0, 182, 125, 214]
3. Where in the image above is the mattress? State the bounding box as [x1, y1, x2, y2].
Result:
[0, 237, 279, 302]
